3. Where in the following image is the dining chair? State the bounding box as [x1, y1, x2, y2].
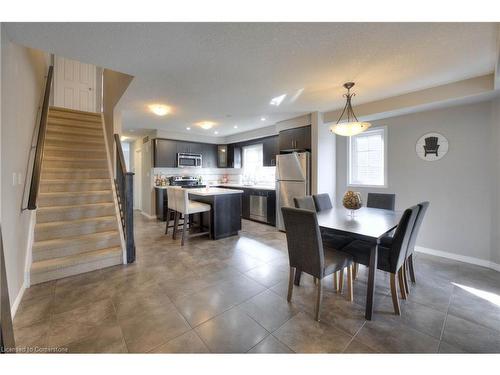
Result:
[341, 205, 419, 315]
[281, 207, 354, 321]
[173, 188, 212, 246]
[367, 193, 396, 210]
[293, 196, 316, 211]
[294, 195, 353, 288]
[405, 201, 430, 285]
[313, 193, 333, 211]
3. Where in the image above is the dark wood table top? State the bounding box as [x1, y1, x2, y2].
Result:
[317, 207, 402, 241]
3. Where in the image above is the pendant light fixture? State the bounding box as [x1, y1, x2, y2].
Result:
[329, 82, 371, 136]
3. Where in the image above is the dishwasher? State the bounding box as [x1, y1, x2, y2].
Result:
[249, 193, 268, 223]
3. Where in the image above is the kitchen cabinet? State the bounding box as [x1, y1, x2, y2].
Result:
[202, 143, 218, 168]
[217, 145, 228, 168]
[176, 141, 203, 154]
[228, 144, 242, 168]
[153, 139, 177, 168]
[278, 125, 311, 152]
[262, 136, 279, 166]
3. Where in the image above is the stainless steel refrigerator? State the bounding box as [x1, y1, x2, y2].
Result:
[276, 152, 311, 231]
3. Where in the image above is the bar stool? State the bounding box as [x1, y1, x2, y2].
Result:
[173, 188, 212, 246]
[165, 186, 181, 238]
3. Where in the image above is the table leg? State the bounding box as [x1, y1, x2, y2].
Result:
[365, 241, 379, 320]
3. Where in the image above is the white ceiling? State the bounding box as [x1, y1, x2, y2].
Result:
[5, 22, 498, 137]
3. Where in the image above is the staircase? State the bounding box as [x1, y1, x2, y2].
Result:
[30, 107, 123, 285]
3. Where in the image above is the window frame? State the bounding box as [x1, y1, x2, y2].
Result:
[347, 126, 388, 188]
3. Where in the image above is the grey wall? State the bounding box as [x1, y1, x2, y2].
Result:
[491, 96, 500, 264]
[336, 101, 496, 263]
[1, 33, 49, 306]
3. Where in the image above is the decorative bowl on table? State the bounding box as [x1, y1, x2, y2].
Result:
[342, 191, 362, 216]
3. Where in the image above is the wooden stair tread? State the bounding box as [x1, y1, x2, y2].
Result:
[33, 230, 120, 249]
[49, 106, 101, 117]
[39, 190, 112, 196]
[37, 202, 115, 211]
[35, 215, 117, 228]
[31, 246, 122, 273]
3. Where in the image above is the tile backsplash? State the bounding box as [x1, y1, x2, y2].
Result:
[152, 167, 275, 186]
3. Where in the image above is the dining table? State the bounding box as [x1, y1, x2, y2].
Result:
[316, 207, 402, 320]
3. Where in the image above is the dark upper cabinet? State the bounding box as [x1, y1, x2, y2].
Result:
[278, 125, 311, 152]
[262, 136, 279, 166]
[202, 143, 218, 168]
[228, 144, 242, 168]
[217, 145, 228, 168]
[153, 139, 177, 167]
[176, 141, 203, 154]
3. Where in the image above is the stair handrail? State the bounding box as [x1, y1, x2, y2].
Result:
[114, 134, 135, 263]
[27, 65, 54, 210]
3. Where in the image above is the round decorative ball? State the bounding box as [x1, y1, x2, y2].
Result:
[342, 191, 362, 210]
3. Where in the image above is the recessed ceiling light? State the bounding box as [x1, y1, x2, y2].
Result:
[186, 127, 191, 130]
[148, 104, 171, 116]
[214, 131, 219, 135]
[260, 117, 266, 121]
[270, 94, 287, 106]
[195, 121, 216, 130]
[233, 125, 238, 129]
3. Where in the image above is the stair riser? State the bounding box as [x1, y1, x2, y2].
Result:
[49, 110, 101, 123]
[46, 131, 104, 143]
[33, 234, 121, 261]
[43, 160, 108, 169]
[41, 169, 110, 179]
[47, 126, 103, 137]
[48, 117, 102, 129]
[35, 218, 118, 241]
[30, 254, 122, 285]
[40, 181, 111, 193]
[38, 192, 113, 207]
[44, 148, 107, 159]
[45, 138, 105, 149]
[36, 204, 116, 223]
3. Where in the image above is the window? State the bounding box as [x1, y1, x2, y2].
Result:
[242, 144, 275, 185]
[348, 127, 386, 187]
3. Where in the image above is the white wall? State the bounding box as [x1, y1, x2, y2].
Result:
[335, 101, 497, 264]
[1, 33, 49, 307]
[491, 96, 500, 264]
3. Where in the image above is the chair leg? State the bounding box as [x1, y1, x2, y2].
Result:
[338, 269, 344, 294]
[390, 273, 401, 315]
[408, 254, 416, 283]
[207, 211, 212, 240]
[332, 271, 338, 291]
[172, 212, 179, 240]
[287, 267, 295, 302]
[165, 208, 171, 234]
[346, 265, 354, 302]
[294, 269, 302, 286]
[315, 278, 323, 322]
[353, 263, 359, 280]
[398, 268, 407, 300]
[402, 261, 410, 295]
[181, 215, 188, 246]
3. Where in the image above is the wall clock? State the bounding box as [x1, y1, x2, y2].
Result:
[416, 132, 448, 161]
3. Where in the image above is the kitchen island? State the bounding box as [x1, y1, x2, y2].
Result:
[188, 187, 244, 240]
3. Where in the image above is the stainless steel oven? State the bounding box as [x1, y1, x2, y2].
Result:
[177, 153, 202, 168]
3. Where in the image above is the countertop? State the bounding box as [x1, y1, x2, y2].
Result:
[187, 187, 244, 196]
[216, 183, 276, 191]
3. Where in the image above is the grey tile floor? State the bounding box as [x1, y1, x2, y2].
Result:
[13, 213, 500, 353]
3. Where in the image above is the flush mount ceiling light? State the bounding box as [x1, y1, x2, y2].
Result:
[148, 104, 171, 116]
[195, 121, 216, 130]
[260, 117, 266, 121]
[329, 82, 371, 137]
[270, 94, 287, 106]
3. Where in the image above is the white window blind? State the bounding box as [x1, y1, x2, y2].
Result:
[348, 128, 386, 187]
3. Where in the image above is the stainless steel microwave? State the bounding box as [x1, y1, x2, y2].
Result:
[177, 153, 202, 168]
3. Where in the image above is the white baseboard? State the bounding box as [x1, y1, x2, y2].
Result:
[415, 246, 500, 272]
[140, 211, 157, 220]
[11, 281, 26, 318]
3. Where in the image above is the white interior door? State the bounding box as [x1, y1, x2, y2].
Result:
[54, 56, 96, 112]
